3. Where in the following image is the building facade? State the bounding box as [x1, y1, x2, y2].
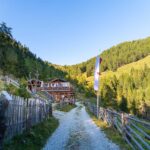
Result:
[28, 78, 75, 103]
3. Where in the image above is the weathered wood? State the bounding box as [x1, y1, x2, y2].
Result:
[1, 95, 52, 142]
[85, 101, 150, 150]
[124, 136, 136, 150]
[126, 125, 150, 149]
[125, 128, 145, 150]
[128, 116, 150, 127]
[130, 122, 150, 140]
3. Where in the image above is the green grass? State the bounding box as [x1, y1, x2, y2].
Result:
[59, 104, 76, 112]
[0, 79, 5, 91]
[86, 107, 131, 150]
[4, 117, 59, 150]
[130, 122, 150, 148]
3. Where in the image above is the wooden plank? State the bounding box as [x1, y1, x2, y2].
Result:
[128, 116, 150, 127]
[2, 94, 69, 141]
[125, 128, 145, 150]
[86, 102, 150, 150]
[124, 136, 136, 150]
[130, 120, 150, 140]
[126, 125, 150, 149]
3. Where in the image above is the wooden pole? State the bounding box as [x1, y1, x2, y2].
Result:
[95, 54, 101, 118]
[97, 91, 99, 118]
[97, 72, 100, 118]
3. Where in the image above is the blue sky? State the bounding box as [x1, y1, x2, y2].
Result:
[0, 0, 150, 65]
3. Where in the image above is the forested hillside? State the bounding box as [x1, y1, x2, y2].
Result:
[0, 22, 66, 80]
[100, 56, 150, 117]
[70, 55, 150, 118]
[0, 22, 150, 118]
[59, 37, 150, 118]
[63, 37, 150, 78]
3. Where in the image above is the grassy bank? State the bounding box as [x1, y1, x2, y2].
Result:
[59, 104, 76, 112]
[4, 117, 59, 150]
[86, 108, 131, 150]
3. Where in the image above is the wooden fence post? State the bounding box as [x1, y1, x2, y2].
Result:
[49, 103, 52, 117]
[104, 109, 106, 122]
[98, 107, 100, 119]
[121, 113, 126, 137]
[0, 95, 9, 150]
[0, 93, 53, 142]
[110, 111, 114, 127]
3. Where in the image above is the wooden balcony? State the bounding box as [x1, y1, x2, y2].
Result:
[38, 86, 74, 92]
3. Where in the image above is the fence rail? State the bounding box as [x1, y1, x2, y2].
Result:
[85, 102, 150, 150]
[1, 76, 20, 88]
[0, 93, 52, 149]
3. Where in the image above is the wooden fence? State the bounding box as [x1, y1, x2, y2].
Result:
[1, 76, 20, 88]
[85, 102, 150, 150]
[0, 94, 52, 145]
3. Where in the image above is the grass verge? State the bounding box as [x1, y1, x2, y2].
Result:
[4, 116, 59, 150]
[59, 104, 76, 112]
[86, 107, 131, 150]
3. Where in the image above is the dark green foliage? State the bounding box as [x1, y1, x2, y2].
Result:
[17, 85, 31, 98]
[130, 99, 137, 115]
[6, 84, 31, 98]
[119, 96, 128, 112]
[85, 88, 95, 97]
[0, 22, 12, 38]
[0, 23, 67, 81]
[101, 67, 150, 117]
[100, 38, 150, 71]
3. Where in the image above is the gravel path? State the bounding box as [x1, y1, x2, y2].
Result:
[43, 103, 120, 150]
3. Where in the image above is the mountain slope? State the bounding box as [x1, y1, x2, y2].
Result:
[0, 23, 67, 80]
[75, 55, 150, 117]
[86, 55, 150, 86]
[0, 23, 150, 118]
[63, 37, 150, 78]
